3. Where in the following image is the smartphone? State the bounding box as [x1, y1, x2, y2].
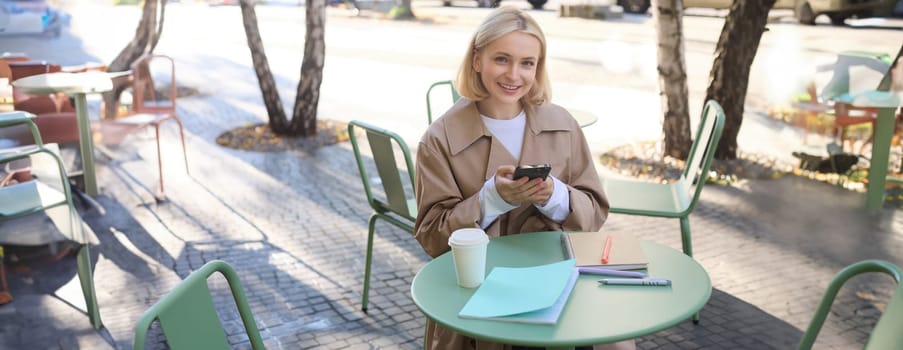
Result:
[513, 164, 551, 180]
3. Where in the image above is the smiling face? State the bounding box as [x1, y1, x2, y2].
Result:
[472, 31, 541, 119]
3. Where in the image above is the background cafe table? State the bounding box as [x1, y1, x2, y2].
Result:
[12, 71, 124, 196]
[568, 108, 597, 128]
[410, 231, 711, 350]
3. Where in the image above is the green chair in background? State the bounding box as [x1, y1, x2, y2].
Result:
[798, 260, 903, 350]
[603, 99, 725, 259]
[0, 111, 102, 329]
[602, 100, 725, 322]
[133, 260, 265, 350]
[426, 80, 460, 124]
[348, 120, 417, 313]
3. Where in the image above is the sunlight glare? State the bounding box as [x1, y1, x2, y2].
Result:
[639, 44, 658, 82]
[763, 28, 811, 105]
[596, 40, 634, 74]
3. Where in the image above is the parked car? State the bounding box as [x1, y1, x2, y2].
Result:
[443, 0, 547, 10]
[616, 0, 898, 25]
[0, 0, 63, 37]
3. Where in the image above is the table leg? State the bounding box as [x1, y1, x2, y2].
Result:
[866, 107, 896, 211]
[72, 93, 98, 196]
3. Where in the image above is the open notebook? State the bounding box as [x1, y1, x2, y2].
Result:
[458, 259, 578, 325]
[561, 231, 649, 270]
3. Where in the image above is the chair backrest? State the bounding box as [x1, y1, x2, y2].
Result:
[133, 260, 265, 350]
[0, 111, 83, 246]
[679, 100, 725, 215]
[0, 111, 44, 146]
[426, 80, 460, 124]
[0, 53, 29, 82]
[8, 61, 62, 82]
[348, 120, 417, 222]
[798, 260, 903, 350]
[130, 54, 177, 114]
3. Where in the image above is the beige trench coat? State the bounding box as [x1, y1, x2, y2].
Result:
[414, 99, 610, 350]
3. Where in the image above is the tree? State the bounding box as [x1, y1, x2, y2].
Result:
[390, 0, 415, 19]
[704, 0, 776, 159]
[238, 0, 326, 137]
[102, 0, 168, 120]
[653, 0, 691, 160]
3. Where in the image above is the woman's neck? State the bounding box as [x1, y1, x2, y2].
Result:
[476, 100, 523, 120]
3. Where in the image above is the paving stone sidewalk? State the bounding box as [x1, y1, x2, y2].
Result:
[0, 85, 901, 349]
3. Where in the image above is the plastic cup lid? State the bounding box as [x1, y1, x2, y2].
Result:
[448, 228, 488, 246]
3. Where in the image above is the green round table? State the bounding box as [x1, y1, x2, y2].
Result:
[410, 231, 711, 349]
[568, 108, 597, 128]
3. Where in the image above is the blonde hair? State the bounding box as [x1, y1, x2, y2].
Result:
[455, 7, 551, 106]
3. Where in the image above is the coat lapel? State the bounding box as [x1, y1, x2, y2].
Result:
[484, 135, 516, 181]
[445, 100, 574, 182]
[518, 105, 569, 168]
[444, 99, 519, 182]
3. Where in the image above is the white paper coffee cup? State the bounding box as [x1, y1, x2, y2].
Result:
[448, 228, 489, 288]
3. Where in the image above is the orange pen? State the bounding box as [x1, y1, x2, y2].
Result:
[601, 235, 612, 264]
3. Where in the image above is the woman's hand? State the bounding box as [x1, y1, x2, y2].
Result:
[494, 165, 554, 206]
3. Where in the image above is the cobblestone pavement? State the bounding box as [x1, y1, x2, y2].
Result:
[2, 3, 903, 350]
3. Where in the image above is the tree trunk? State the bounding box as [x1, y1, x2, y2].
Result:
[391, 0, 415, 19]
[149, 0, 167, 53]
[102, 0, 166, 120]
[704, 0, 775, 159]
[238, 0, 289, 132]
[654, 0, 691, 160]
[290, 0, 326, 137]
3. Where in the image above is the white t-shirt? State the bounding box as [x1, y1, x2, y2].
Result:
[478, 111, 571, 229]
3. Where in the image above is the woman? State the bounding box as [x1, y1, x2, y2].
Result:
[415, 6, 625, 350]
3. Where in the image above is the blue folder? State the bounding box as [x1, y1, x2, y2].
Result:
[458, 259, 578, 325]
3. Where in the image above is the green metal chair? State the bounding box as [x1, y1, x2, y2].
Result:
[0, 111, 102, 329]
[133, 260, 265, 350]
[602, 100, 725, 322]
[426, 80, 460, 124]
[798, 260, 903, 350]
[348, 120, 417, 313]
[603, 99, 725, 258]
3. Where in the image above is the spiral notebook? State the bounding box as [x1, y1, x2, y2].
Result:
[560, 231, 648, 270]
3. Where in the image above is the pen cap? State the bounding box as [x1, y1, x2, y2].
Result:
[448, 228, 489, 247]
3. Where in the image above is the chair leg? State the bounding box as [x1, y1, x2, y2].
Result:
[151, 116, 188, 201]
[362, 214, 378, 313]
[172, 116, 189, 175]
[423, 318, 433, 350]
[76, 244, 102, 329]
[679, 217, 693, 258]
[679, 216, 700, 324]
[154, 124, 165, 201]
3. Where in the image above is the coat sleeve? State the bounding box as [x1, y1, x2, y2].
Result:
[414, 136, 483, 258]
[560, 125, 609, 232]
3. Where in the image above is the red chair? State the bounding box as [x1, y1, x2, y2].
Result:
[97, 54, 188, 200]
[831, 101, 879, 151]
[794, 51, 897, 154]
[0, 53, 30, 87]
[8, 61, 80, 145]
